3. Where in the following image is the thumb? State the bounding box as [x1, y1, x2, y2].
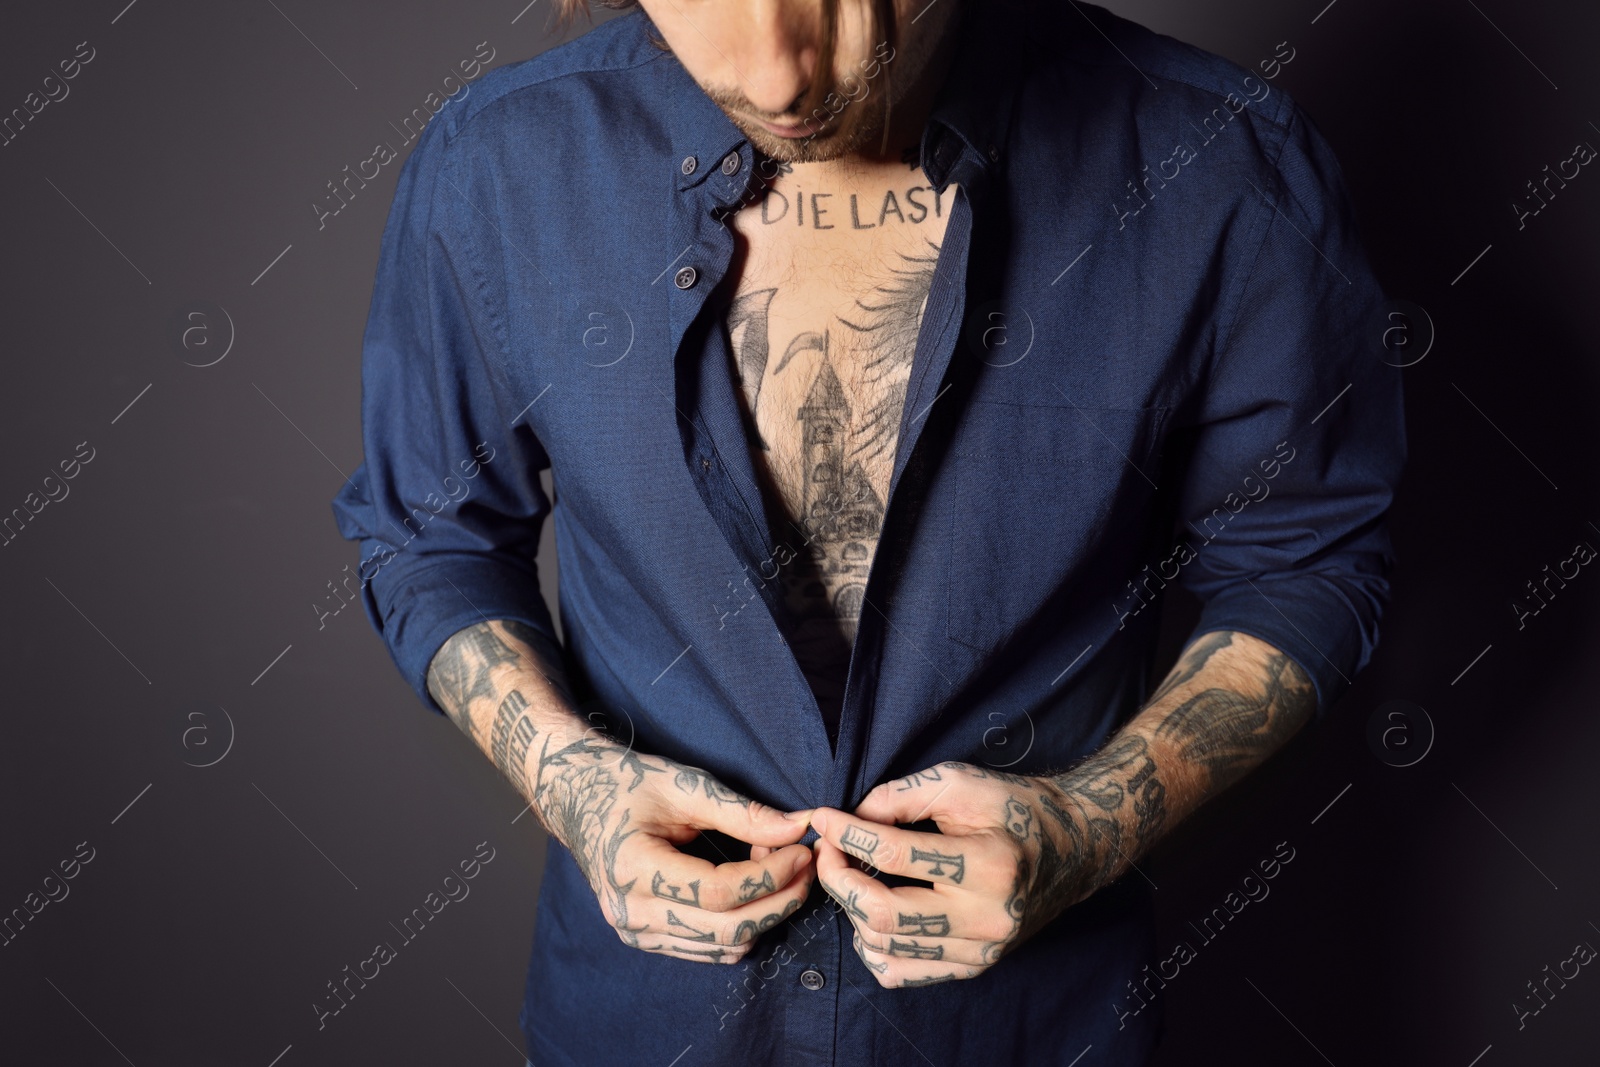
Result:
[854, 769, 957, 825]
[670, 768, 811, 847]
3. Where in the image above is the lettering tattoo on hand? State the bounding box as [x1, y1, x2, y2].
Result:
[853, 931, 889, 974]
[823, 882, 871, 923]
[840, 824, 881, 863]
[667, 944, 739, 963]
[899, 972, 975, 986]
[893, 766, 944, 790]
[652, 870, 702, 907]
[910, 847, 966, 884]
[887, 938, 944, 960]
[899, 912, 951, 937]
[731, 897, 803, 945]
[665, 909, 717, 943]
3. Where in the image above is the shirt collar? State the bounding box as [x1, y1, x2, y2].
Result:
[918, 0, 1033, 191]
[653, 0, 1032, 205]
[660, 47, 759, 206]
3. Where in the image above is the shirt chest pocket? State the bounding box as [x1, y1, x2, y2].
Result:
[943, 399, 1170, 651]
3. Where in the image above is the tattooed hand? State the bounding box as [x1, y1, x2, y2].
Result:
[807, 762, 1101, 987]
[426, 619, 818, 965]
[807, 630, 1316, 988]
[531, 734, 817, 965]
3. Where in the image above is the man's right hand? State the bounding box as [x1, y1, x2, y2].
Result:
[427, 619, 813, 964]
[531, 731, 815, 964]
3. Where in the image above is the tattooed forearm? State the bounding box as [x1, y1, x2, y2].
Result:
[489, 689, 542, 792]
[1144, 628, 1234, 707]
[1045, 733, 1165, 863]
[1022, 631, 1314, 917]
[426, 622, 523, 737]
[1151, 637, 1314, 795]
[427, 620, 572, 733]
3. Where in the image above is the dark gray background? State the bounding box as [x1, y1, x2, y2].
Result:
[1, 1, 1595, 1064]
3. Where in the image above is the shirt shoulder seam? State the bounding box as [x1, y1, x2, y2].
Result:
[1208, 102, 1301, 365]
[435, 29, 672, 150]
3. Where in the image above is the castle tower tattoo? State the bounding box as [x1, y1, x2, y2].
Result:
[792, 358, 881, 625]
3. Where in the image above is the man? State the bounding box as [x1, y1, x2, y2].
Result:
[331, 0, 1405, 1062]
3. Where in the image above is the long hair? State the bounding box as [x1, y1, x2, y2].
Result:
[552, 0, 899, 123]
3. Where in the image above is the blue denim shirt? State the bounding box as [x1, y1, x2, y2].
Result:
[331, 4, 1404, 1063]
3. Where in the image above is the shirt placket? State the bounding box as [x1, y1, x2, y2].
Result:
[829, 144, 989, 810]
[663, 148, 853, 1063]
[663, 142, 842, 772]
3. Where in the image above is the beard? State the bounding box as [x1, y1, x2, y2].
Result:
[704, 79, 897, 164]
[692, 7, 955, 166]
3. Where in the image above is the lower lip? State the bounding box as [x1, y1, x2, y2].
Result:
[755, 117, 815, 139]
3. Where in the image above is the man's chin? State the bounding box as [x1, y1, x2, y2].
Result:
[740, 116, 879, 165]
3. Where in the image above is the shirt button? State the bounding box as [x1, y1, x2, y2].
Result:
[799, 968, 825, 991]
[674, 266, 698, 290]
[720, 152, 741, 175]
[681, 155, 698, 175]
[700, 456, 711, 471]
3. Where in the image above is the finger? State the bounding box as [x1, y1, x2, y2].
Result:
[634, 833, 813, 912]
[814, 838, 1013, 942]
[855, 764, 968, 826]
[635, 856, 815, 946]
[850, 929, 983, 988]
[847, 916, 995, 967]
[626, 930, 755, 965]
[665, 766, 812, 848]
[750, 844, 773, 861]
[811, 807, 1002, 889]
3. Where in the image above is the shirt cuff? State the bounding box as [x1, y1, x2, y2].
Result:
[1185, 570, 1376, 721]
[361, 551, 562, 717]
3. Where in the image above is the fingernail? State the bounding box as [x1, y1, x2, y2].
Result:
[810, 810, 828, 834]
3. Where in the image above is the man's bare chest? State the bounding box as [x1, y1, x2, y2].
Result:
[721, 175, 956, 630]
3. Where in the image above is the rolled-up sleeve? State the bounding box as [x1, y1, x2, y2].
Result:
[329, 114, 560, 716]
[1173, 97, 1407, 719]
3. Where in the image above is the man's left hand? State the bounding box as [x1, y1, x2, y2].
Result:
[807, 761, 1105, 988]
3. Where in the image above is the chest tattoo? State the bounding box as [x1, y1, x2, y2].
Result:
[724, 238, 943, 711]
